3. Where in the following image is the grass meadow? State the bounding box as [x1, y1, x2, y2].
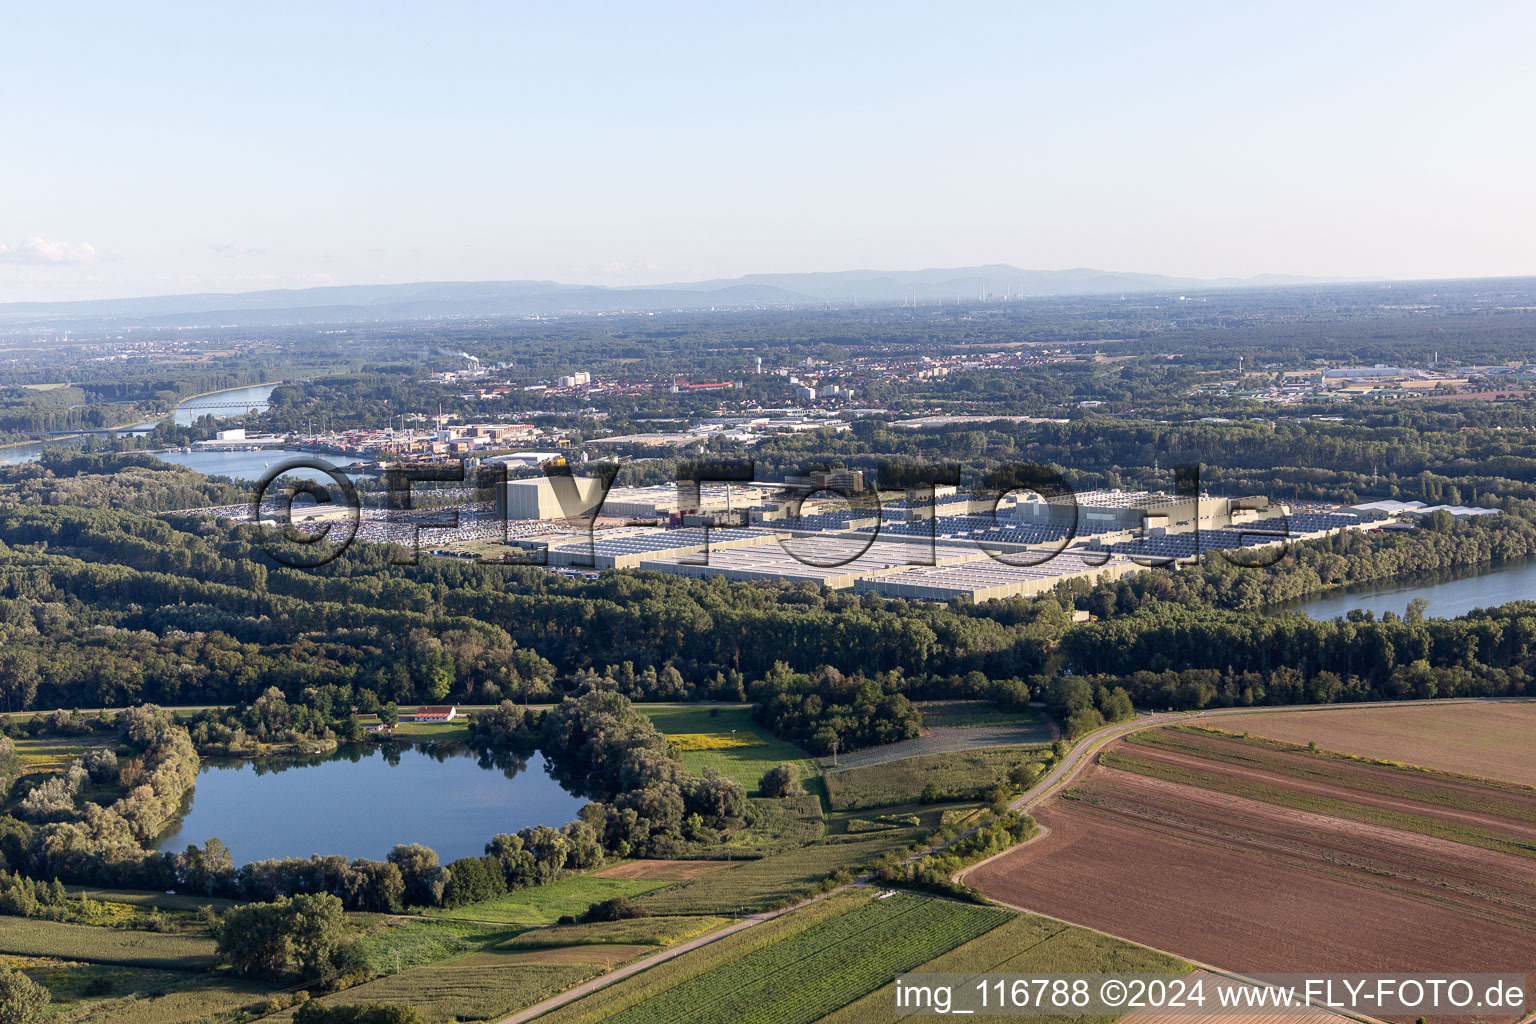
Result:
[640, 704, 821, 797]
[824, 745, 1047, 810]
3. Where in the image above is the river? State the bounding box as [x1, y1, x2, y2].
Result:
[127, 381, 277, 429]
[1273, 559, 1536, 621]
[0, 383, 361, 481]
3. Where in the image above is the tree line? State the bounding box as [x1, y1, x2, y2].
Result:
[0, 690, 748, 911]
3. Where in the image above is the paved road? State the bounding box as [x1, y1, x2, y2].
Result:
[959, 695, 1535, 882]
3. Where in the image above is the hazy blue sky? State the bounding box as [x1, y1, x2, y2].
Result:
[4, 1, 1533, 300]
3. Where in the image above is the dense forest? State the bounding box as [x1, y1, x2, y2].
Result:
[0, 455, 1533, 748]
[7, 283, 1536, 749]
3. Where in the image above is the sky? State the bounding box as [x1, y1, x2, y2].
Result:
[4, 1, 1535, 301]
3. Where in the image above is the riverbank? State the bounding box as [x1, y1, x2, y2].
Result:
[1267, 556, 1536, 621]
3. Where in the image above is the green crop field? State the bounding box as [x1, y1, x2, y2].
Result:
[817, 913, 1189, 1023]
[354, 917, 520, 972]
[724, 794, 826, 854]
[535, 893, 867, 1024]
[595, 892, 1009, 1024]
[637, 810, 943, 915]
[10, 734, 116, 774]
[427, 873, 672, 926]
[825, 746, 1047, 810]
[65, 887, 241, 914]
[640, 704, 820, 796]
[501, 916, 729, 949]
[0, 918, 217, 970]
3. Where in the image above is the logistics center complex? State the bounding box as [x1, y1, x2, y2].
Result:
[488, 473, 1403, 602]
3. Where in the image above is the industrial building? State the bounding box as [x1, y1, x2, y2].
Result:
[503, 476, 608, 520]
[503, 479, 777, 523]
[478, 484, 1401, 603]
[857, 551, 1141, 601]
[521, 526, 784, 569]
[1347, 499, 1501, 519]
[640, 537, 986, 589]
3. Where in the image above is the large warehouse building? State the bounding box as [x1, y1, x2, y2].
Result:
[483, 483, 1386, 602]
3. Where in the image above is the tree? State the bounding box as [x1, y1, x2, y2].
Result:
[0, 650, 39, 714]
[442, 856, 505, 907]
[0, 966, 49, 1024]
[215, 901, 291, 979]
[294, 1003, 423, 1024]
[377, 702, 400, 728]
[758, 763, 805, 798]
[580, 896, 647, 923]
[386, 844, 445, 907]
[1063, 707, 1106, 740]
[178, 838, 234, 896]
[1095, 685, 1135, 723]
[215, 893, 348, 980]
[417, 645, 454, 702]
[1405, 596, 1430, 625]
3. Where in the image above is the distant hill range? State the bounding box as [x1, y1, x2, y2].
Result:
[0, 265, 1334, 327]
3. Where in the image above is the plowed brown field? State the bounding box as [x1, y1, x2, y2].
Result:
[1223, 703, 1536, 786]
[968, 728, 1536, 1024]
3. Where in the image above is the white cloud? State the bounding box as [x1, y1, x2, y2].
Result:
[210, 242, 261, 258]
[0, 236, 98, 265]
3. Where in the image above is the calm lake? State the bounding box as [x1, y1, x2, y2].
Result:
[157, 742, 586, 865]
[1273, 559, 1536, 621]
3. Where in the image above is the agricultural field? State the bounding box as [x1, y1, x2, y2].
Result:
[282, 950, 611, 1023]
[1220, 701, 1536, 786]
[825, 745, 1046, 810]
[499, 916, 729, 949]
[425, 873, 673, 926]
[640, 704, 820, 796]
[817, 911, 1188, 1024]
[636, 807, 946, 915]
[595, 859, 741, 881]
[65, 887, 240, 915]
[0, 918, 218, 970]
[310, 899, 735, 1021]
[535, 893, 867, 1024]
[966, 726, 1536, 1020]
[916, 700, 1055, 735]
[353, 916, 521, 973]
[597, 892, 1006, 1024]
[8, 733, 116, 774]
[1108, 727, 1536, 857]
[544, 891, 1007, 1024]
[722, 794, 827, 854]
[0, 954, 272, 1024]
[828, 727, 1050, 773]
